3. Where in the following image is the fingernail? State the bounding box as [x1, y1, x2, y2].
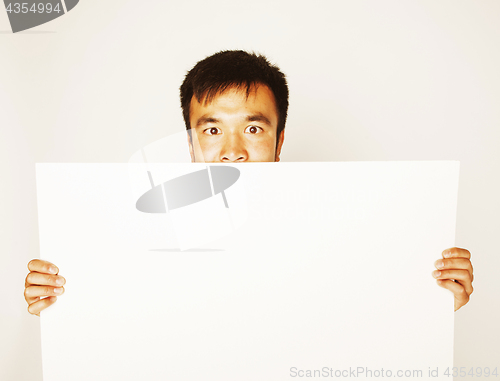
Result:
[54, 288, 63, 294]
[443, 251, 451, 258]
[433, 270, 442, 278]
[435, 260, 444, 269]
[49, 266, 58, 274]
[56, 277, 64, 286]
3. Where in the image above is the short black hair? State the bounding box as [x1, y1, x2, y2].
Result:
[180, 50, 289, 142]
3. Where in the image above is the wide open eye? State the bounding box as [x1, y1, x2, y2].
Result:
[204, 127, 222, 135]
[245, 126, 263, 134]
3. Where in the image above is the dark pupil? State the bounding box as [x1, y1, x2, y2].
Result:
[250, 127, 257, 133]
[210, 127, 218, 134]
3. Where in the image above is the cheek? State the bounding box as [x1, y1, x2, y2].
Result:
[195, 138, 219, 162]
[249, 137, 276, 161]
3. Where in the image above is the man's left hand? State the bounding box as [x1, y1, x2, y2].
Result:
[433, 247, 473, 311]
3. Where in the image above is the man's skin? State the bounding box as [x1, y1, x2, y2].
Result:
[25, 84, 474, 316]
[187, 85, 284, 163]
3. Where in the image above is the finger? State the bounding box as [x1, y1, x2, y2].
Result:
[28, 259, 59, 275]
[27, 296, 58, 316]
[442, 247, 471, 260]
[432, 269, 473, 295]
[435, 258, 473, 280]
[25, 272, 66, 288]
[436, 279, 470, 311]
[25, 286, 64, 303]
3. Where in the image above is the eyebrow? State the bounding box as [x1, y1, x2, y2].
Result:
[246, 114, 272, 126]
[195, 116, 220, 127]
[195, 114, 272, 128]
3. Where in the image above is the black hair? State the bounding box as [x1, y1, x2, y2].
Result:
[180, 50, 289, 143]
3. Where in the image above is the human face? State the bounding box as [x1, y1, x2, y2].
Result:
[188, 85, 284, 163]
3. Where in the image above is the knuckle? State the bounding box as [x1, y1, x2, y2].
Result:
[459, 248, 471, 258]
[28, 259, 40, 269]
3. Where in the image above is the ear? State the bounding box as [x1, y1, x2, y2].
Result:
[275, 130, 285, 162]
[187, 130, 196, 162]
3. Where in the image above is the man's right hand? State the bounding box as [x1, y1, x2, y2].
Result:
[25, 259, 66, 316]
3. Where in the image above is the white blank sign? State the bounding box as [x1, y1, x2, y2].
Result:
[36, 162, 458, 381]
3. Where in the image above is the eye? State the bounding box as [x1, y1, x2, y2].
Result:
[245, 126, 263, 134]
[204, 127, 222, 135]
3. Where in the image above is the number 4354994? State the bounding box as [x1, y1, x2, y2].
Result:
[444, 367, 498, 378]
[6, 3, 62, 14]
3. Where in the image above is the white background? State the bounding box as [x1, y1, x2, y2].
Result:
[0, 1, 499, 380]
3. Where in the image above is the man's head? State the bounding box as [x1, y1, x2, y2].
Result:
[180, 50, 289, 162]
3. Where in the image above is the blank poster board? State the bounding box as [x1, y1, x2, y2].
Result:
[36, 162, 458, 381]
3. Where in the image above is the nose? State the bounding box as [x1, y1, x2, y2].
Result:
[219, 134, 248, 162]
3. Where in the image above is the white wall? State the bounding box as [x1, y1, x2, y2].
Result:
[1, 1, 499, 379]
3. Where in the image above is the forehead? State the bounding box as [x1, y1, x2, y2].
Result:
[189, 84, 278, 124]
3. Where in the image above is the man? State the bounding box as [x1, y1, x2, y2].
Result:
[25, 50, 474, 315]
